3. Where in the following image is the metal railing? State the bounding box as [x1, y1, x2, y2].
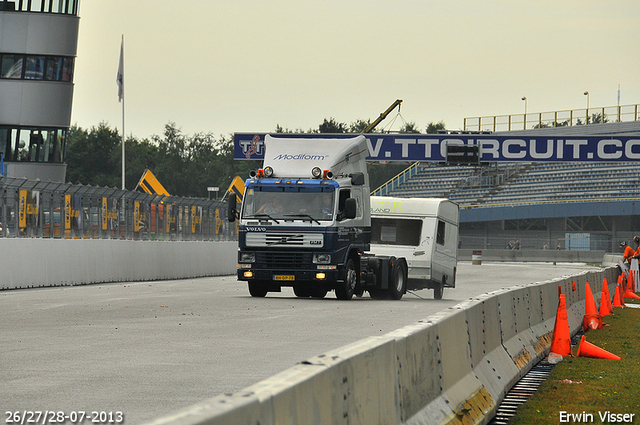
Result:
[371, 162, 422, 196]
[464, 104, 640, 132]
[0, 177, 237, 241]
[459, 234, 613, 252]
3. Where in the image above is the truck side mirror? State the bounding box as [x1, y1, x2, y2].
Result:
[350, 172, 365, 186]
[228, 196, 237, 222]
[344, 198, 357, 219]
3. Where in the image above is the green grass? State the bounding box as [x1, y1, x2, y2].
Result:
[510, 300, 640, 425]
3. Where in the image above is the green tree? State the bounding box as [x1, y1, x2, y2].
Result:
[66, 122, 121, 187]
[318, 118, 348, 133]
[426, 121, 446, 134]
[152, 122, 189, 196]
[400, 121, 421, 133]
[124, 137, 158, 190]
[349, 119, 371, 133]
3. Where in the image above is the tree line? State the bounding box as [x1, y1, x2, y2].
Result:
[66, 118, 446, 198]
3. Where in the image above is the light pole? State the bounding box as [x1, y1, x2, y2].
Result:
[584, 91, 589, 123]
[521, 97, 527, 129]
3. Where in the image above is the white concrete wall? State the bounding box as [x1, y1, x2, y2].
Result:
[0, 239, 237, 289]
[141, 267, 618, 425]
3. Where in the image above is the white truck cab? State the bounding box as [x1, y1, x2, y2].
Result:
[369, 196, 459, 299]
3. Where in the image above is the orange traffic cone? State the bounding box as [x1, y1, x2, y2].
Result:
[583, 282, 602, 330]
[612, 284, 624, 308]
[576, 335, 621, 360]
[600, 279, 613, 317]
[549, 294, 572, 360]
[572, 280, 577, 291]
[624, 271, 640, 300]
[624, 290, 640, 300]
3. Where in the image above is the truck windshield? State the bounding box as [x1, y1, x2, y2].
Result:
[371, 218, 422, 246]
[242, 189, 334, 221]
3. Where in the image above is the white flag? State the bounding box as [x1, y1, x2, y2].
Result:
[116, 37, 124, 102]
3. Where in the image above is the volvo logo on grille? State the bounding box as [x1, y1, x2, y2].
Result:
[246, 227, 267, 231]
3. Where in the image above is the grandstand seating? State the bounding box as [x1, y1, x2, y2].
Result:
[386, 162, 640, 206]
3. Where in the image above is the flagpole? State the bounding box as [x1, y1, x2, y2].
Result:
[120, 35, 126, 190]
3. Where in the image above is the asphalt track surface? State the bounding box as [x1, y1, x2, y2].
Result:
[1, 262, 601, 424]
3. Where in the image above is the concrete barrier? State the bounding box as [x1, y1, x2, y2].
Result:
[0, 239, 237, 290]
[458, 248, 607, 264]
[143, 266, 619, 425]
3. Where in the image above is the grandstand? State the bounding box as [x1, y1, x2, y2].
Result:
[388, 161, 640, 207]
[375, 121, 640, 252]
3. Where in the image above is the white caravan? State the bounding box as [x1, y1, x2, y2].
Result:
[369, 196, 459, 299]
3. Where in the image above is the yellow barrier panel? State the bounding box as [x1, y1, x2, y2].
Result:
[134, 201, 140, 232]
[19, 190, 27, 228]
[136, 169, 170, 196]
[101, 197, 108, 231]
[227, 176, 245, 203]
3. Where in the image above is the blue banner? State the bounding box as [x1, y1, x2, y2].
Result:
[234, 133, 640, 162]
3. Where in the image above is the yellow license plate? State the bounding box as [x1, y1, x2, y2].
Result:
[273, 275, 295, 281]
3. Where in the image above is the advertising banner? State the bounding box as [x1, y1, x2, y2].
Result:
[234, 133, 640, 162]
[134, 201, 140, 232]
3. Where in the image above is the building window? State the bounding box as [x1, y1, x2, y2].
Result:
[0, 54, 23, 79]
[0, 53, 74, 81]
[0, 126, 67, 163]
[25, 56, 45, 80]
[0, 0, 79, 15]
[436, 220, 446, 245]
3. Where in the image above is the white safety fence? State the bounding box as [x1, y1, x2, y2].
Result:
[0, 239, 237, 289]
[142, 267, 618, 425]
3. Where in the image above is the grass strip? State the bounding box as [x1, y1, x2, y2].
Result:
[510, 300, 640, 425]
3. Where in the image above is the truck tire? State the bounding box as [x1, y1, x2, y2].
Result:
[335, 258, 357, 300]
[434, 277, 445, 300]
[388, 260, 407, 300]
[248, 282, 268, 298]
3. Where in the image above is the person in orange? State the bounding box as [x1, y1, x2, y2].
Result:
[621, 241, 635, 264]
[629, 236, 640, 263]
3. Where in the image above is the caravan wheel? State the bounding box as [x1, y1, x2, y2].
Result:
[434, 277, 445, 300]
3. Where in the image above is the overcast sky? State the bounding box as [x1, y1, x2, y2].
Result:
[71, 1, 640, 140]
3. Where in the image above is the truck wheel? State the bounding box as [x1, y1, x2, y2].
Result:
[388, 260, 407, 300]
[335, 258, 357, 300]
[434, 278, 445, 300]
[248, 282, 268, 297]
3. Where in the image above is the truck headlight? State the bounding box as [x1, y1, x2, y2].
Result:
[313, 253, 331, 264]
[240, 252, 255, 263]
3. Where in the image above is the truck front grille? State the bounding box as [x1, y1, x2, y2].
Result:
[246, 232, 323, 247]
[257, 252, 311, 269]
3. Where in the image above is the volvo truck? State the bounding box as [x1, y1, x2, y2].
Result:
[229, 134, 458, 300]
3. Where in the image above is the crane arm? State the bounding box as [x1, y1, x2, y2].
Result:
[363, 99, 403, 133]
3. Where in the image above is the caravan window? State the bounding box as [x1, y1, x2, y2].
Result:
[436, 220, 445, 245]
[371, 218, 421, 246]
